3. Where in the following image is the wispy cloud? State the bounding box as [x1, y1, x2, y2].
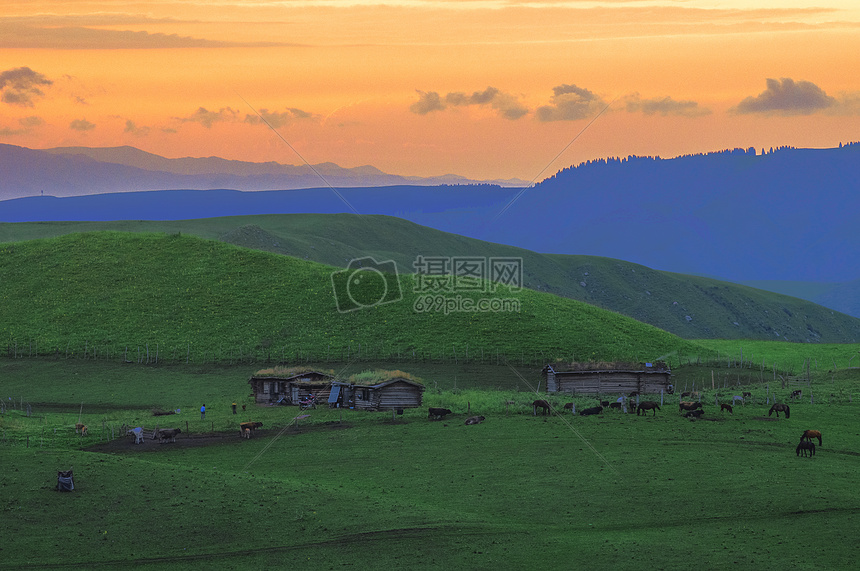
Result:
[732, 78, 836, 115]
[178, 107, 240, 128]
[536, 84, 605, 122]
[70, 119, 96, 131]
[244, 108, 316, 128]
[124, 120, 150, 136]
[625, 94, 711, 117]
[0, 20, 295, 50]
[410, 86, 528, 119]
[0, 67, 52, 107]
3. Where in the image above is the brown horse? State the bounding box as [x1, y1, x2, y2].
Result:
[720, 403, 733, 414]
[801, 430, 822, 446]
[769, 403, 790, 418]
[532, 400, 551, 416]
[796, 440, 815, 457]
[637, 401, 660, 416]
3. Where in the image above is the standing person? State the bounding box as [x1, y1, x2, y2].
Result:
[231, 402, 237, 415]
[200, 404, 206, 419]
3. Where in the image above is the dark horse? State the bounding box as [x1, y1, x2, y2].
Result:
[769, 403, 791, 418]
[801, 430, 822, 446]
[720, 403, 733, 414]
[532, 400, 551, 416]
[796, 440, 815, 457]
[637, 401, 660, 416]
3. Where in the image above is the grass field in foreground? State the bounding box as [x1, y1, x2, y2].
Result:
[2, 396, 860, 570]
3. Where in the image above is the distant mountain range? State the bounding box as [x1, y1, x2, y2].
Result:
[0, 144, 527, 198]
[1, 142, 858, 317]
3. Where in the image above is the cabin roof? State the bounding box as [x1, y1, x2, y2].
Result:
[333, 378, 425, 390]
[543, 364, 671, 376]
[247, 370, 336, 384]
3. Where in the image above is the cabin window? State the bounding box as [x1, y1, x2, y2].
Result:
[360, 389, 369, 401]
[263, 382, 270, 394]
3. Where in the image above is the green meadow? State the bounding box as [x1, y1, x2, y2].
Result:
[2, 230, 860, 569]
[2, 358, 860, 570]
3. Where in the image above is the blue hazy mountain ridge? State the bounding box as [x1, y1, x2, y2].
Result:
[0, 144, 524, 198]
[1, 143, 858, 286]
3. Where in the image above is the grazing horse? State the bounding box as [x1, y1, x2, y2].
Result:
[720, 403, 733, 414]
[801, 430, 822, 446]
[796, 440, 815, 457]
[637, 402, 660, 416]
[769, 403, 791, 418]
[532, 400, 551, 416]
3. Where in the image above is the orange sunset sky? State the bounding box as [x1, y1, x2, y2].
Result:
[2, 1, 859, 181]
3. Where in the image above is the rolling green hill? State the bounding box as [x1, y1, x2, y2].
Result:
[0, 231, 703, 364]
[2, 213, 859, 343]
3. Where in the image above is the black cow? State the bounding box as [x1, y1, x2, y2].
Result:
[791, 390, 803, 400]
[158, 428, 182, 443]
[609, 402, 623, 410]
[428, 407, 453, 420]
[579, 406, 603, 416]
[679, 401, 703, 412]
[685, 409, 704, 419]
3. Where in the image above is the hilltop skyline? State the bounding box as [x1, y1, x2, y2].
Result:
[2, 1, 860, 181]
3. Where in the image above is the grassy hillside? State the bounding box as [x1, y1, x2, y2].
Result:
[0, 231, 702, 364]
[2, 213, 859, 342]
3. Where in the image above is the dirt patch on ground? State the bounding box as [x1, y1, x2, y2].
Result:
[83, 421, 354, 454]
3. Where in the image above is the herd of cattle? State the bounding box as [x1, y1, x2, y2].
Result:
[430, 395, 821, 459]
[94, 391, 818, 460]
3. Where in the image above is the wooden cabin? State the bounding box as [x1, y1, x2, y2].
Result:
[330, 378, 424, 411]
[542, 362, 672, 395]
[247, 370, 335, 404]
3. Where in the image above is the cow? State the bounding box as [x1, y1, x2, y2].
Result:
[599, 401, 609, 407]
[242, 428, 252, 439]
[609, 402, 623, 410]
[580, 406, 603, 416]
[532, 400, 551, 416]
[464, 415, 485, 425]
[637, 402, 660, 416]
[790, 390, 803, 400]
[801, 430, 822, 446]
[679, 401, 703, 412]
[157, 428, 182, 443]
[127, 427, 145, 444]
[742, 392, 752, 399]
[685, 409, 705, 419]
[428, 407, 453, 420]
[74, 423, 86, 434]
[720, 403, 733, 414]
[769, 403, 790, 418]
[239, 421, 263, 437]
[796, 440, 815, 457]
[562, 402, 574, 411]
